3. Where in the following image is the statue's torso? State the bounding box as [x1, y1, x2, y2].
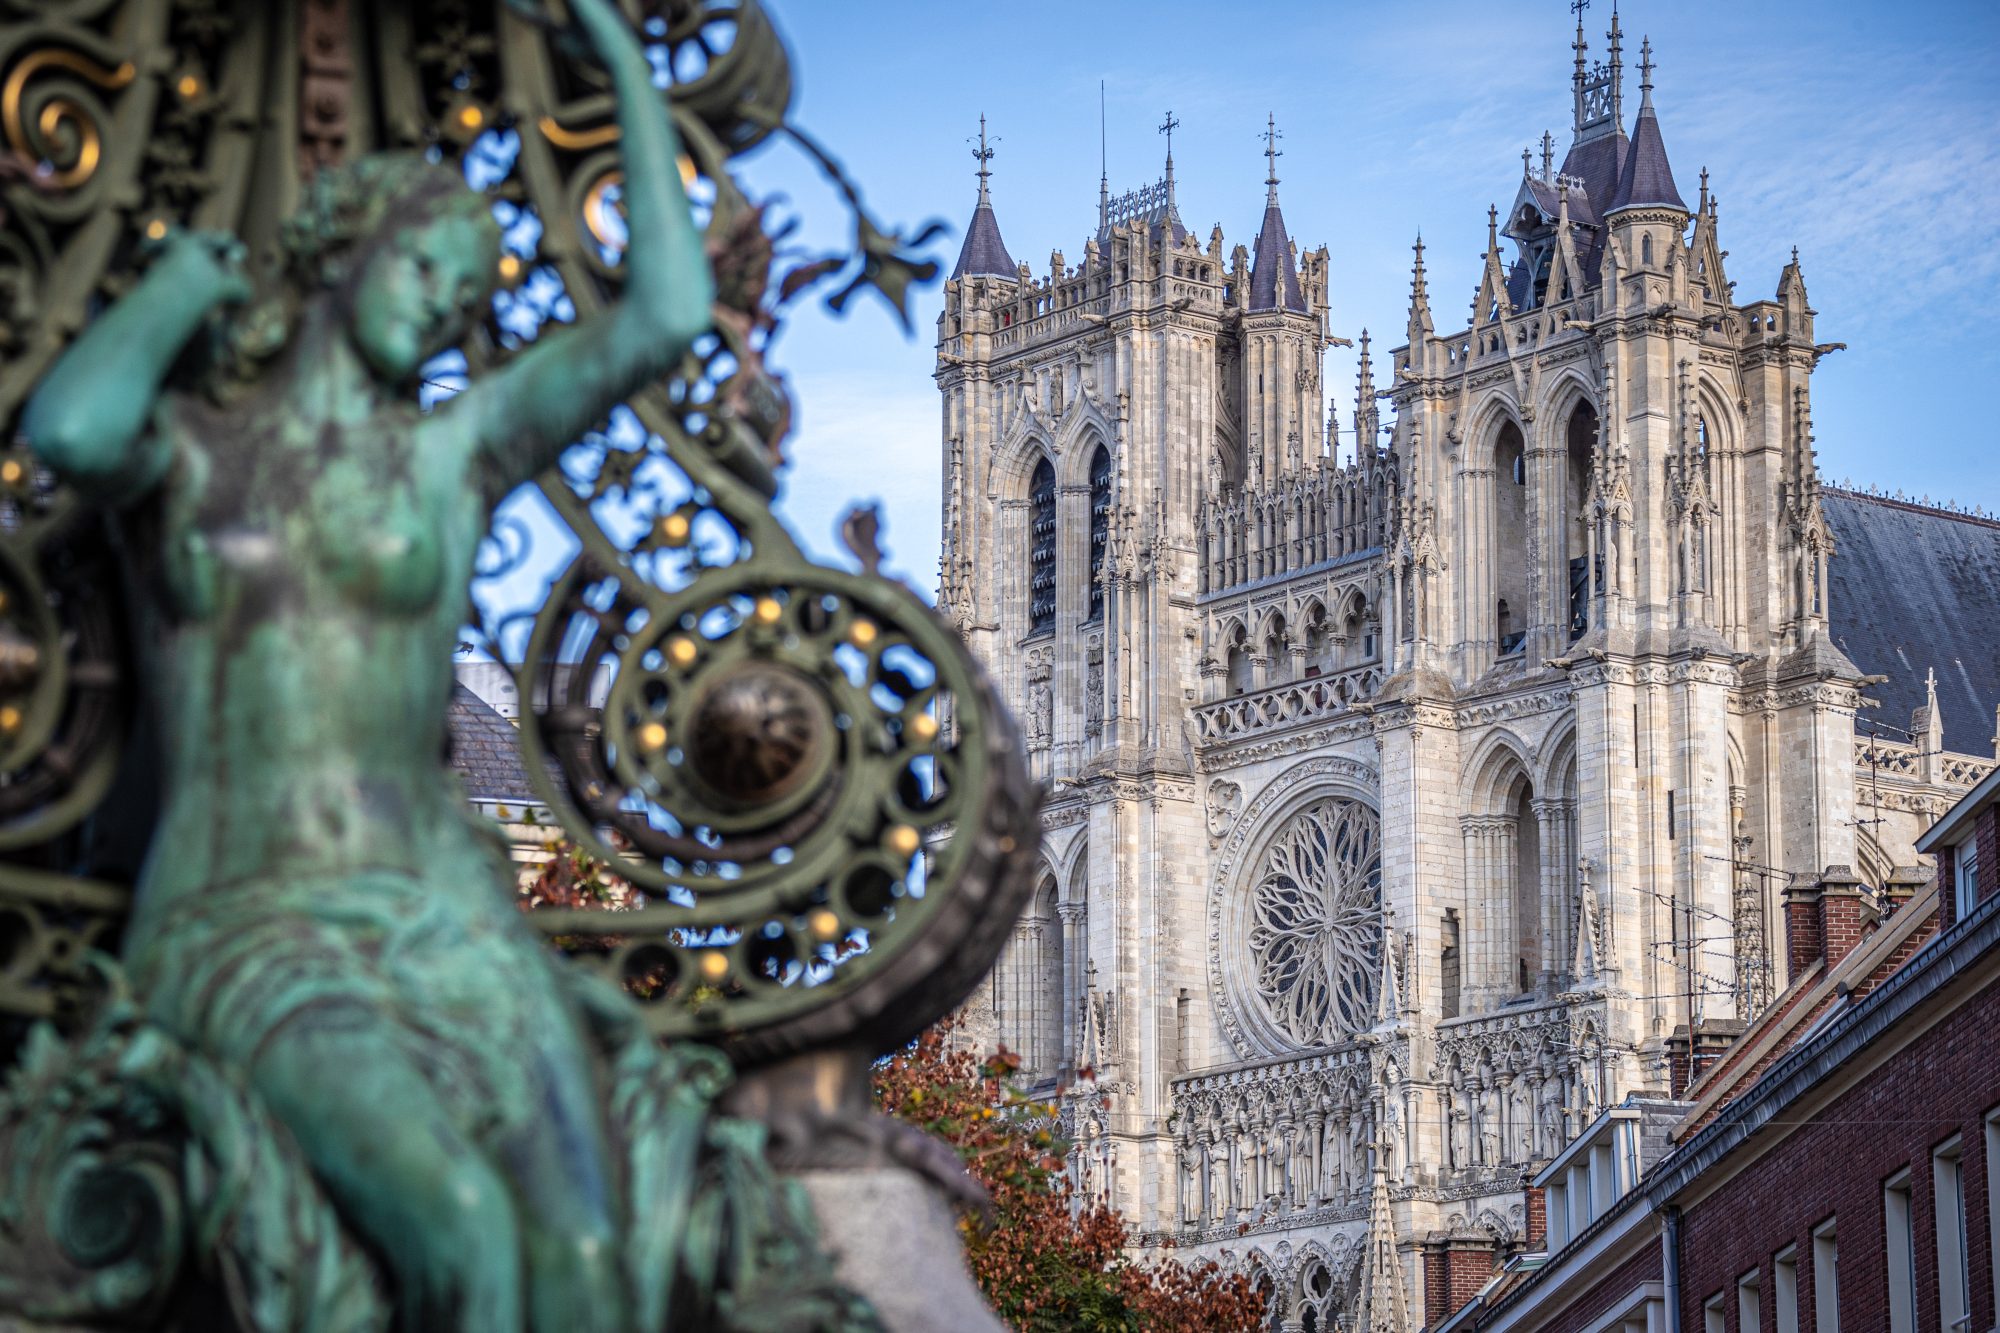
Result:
[128, 371, 500, 924]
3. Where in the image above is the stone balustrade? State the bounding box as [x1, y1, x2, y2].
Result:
[1192, 665, 1384, 745]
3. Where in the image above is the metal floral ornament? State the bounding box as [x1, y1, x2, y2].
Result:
[0, 0, 1037, 1327]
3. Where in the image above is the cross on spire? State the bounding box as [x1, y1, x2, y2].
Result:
[1638, 34, 1656, 109]
[1262, 113, 1284, 202]
[1158, 108, 1179, 161]
[970, 113, 996, 204]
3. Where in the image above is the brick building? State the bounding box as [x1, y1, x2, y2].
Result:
[1436, 770, 2000, 1331]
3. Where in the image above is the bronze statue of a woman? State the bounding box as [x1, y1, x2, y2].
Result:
[18, 1, 740, 1328]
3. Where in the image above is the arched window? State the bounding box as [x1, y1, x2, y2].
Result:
[1565, 402, 1599, 640]
[1641, 233, 1654, 266]
[1087, 445, 1111, 620]
[1029, 456, 1056, 631]
[1493, 422, 1528, 657]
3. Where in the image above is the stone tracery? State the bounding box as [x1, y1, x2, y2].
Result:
[1246, 797, 1384, 1048]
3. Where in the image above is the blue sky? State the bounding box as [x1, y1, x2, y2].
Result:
[716, 0, 2000, 594]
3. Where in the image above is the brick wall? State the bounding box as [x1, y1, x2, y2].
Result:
[1676, 973, 2000, 1333]
[1528, 1244, 1662, 1333]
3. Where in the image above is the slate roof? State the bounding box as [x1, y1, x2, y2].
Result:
[1248, 199, 1307, 312]
[1558, 130, 1626, 217]
[446, 682, 543, 803]
[1608, 103, 1685, 213]
[1824, 490, 2000, 755]
[951, 200, 1016, 280]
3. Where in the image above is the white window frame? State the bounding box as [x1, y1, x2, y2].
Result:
[1703, 1293, 1726, 1333]
[1811, 1218, 1839, 1333]
[1987, 1112, 2000, 1332]
[1738, 1268, 1763, 1333]
[1934, 1137, 1969, 1333]
[1884, 1168, 1916, 1333]
[1773, 1245, 1799, 1333]
[1955, 839, 1980, 921]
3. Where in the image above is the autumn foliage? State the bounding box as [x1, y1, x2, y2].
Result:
[519, 840, 1261, 1328]
[872, 1025, 1264, 1333]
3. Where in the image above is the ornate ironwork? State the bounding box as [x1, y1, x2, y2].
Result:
[0, 2, 1037, 1324]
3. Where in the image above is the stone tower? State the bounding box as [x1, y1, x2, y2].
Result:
[935, 18, 1998, 1328]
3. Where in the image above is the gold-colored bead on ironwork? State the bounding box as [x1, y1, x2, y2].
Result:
[807, 909, 841, 941]
[666, 636, 698, 668]
[883, 825, 920, 858]
[699, 951, 729, 981]
[658, 512, 692, 546]
[907, 712, 939, 743]
[0, 706, 22, 733]
[0, 460, 22, 486]
[637, 721, 668, 752]
[848, 618, 878, 647]
[753, 596, 783, 625]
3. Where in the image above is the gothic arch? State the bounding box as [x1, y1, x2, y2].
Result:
[1536, 367, 1599, 431]
[1537, 720, 1579, 797]
[1463, 728, 1537, 813]
[1468, 391, 1527, 468]
[1692, 378, 1741, 454]
[986, 421, 1059, 500]
[1055, 411, 1117, 486]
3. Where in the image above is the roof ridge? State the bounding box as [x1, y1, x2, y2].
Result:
[1824, 482, 2000, 529]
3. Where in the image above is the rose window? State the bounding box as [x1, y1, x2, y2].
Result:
[1245, 798, 1382, 1047]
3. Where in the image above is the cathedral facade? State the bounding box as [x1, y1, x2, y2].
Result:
[934, 14, 2000, 1329]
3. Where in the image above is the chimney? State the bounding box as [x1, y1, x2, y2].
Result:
[1784, 877, 1825, 977]
[1882, 865, 1927, 917]
[1817, 865, 1876, 969]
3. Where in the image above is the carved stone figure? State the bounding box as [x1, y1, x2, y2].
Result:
[1447, 1066, 1473, 1171]
[1474, 1065, 1500, 1167]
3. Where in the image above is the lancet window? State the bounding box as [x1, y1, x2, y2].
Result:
[1028, 455, 1056, 631]
[1087, 444, 1111, 621]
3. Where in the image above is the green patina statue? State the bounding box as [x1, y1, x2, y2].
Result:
[12, 1, 874, 1328]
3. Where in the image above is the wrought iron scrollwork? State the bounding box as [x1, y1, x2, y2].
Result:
[0, 0, 1035, 1071]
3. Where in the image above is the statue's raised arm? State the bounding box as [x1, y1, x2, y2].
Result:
[445, 0, 714, 499]
[22, 230, 249, 502]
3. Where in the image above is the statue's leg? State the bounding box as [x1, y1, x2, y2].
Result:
[492, 1043, 629, 1333]
[249, 1015, 525, 1332]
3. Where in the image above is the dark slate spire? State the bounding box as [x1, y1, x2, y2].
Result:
[1248, 114, 1306, 313]
[1608, 39, 1687, 213]
[951, 114, 1017, 280]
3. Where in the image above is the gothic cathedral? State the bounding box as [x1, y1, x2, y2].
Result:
[934, 13, 2000, 1329]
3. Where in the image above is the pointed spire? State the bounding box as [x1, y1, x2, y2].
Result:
[1405, 235, 1433, 340]
[1359, 1135, 1412, 1332]
[1354, 329, 1380, 452]
[1097, 81, 1109, 234]
[973, 113, 994, 205]
[1607, 3, 1625, 121]
[1159, 108, 1181, 220]
[1248, 115, 1305, 311]
[1262, 112, 1283, 204]
[1487, 204, 1500, 255]
[1373, 932, 1403, 1031]
[952, 114, 1017, 279]
[1573, 866, 1601, 982]
[1608, 36, 1686, 213]
[1541, 130, 1556, 181]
